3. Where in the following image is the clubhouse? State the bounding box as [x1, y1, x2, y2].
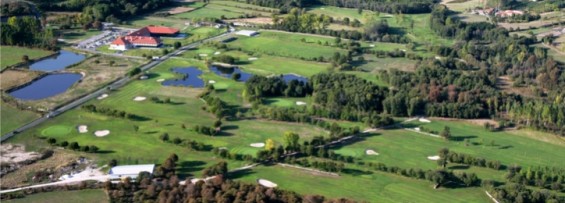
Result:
[110, 25, 180, 51]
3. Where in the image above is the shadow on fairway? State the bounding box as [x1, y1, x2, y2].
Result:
[342, 168, 373, 176]
[227, 168, 255, 179]
[178, 160, 207, 174]
[447, 165, 469, 170]
[97, 150, 115, 154]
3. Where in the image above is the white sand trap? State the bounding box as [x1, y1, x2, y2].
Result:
[369, 44, 375, 47]
[190, 178, 203, 184]
[419, 118, 431, 123]
[209, 80, 216, 84]
[78, 125, 88, 133]
[366, 149, 379, 155]
[414, 127, 421, 131]
[156, 78, 165, 82]
[97, 94, 108, 100]
[199, 54, 208, 57]
[295, 101, 307, 106]
[248, 57, 258, 61]
[250, 143, 265, 148]
[94, 130, 110, 137]
[133, 96, 146, 101]
[214, 51, 221, 55]
[257, 179, 277, 188]
[427, 155, 440, 160]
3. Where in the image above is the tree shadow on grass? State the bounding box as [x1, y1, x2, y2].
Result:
[97, 150, 115, 154]
[450, 135, 478, 141]
[177, 160, 207, 177]
[447, 165, 470, 170]
[342, 168, 373, 176]
[146, 73, 161, 79]
[227, 168, 255, 179]
[499, 145, 513, 150]
[327, 132, 381, 150]
[145, 131, 159, 134]
[128, 115, 152, 121]
[221, 125, 239, 131]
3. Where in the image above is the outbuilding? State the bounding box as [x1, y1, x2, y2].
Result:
[235, 30, 258, 37]
[109, 164, 155, 180]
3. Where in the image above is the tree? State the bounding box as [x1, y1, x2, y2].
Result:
[47, 138, 57, 145]
[109, 159, 118, 167]
[173, 41, 181, 49]
[69, 142, 80, 150]
[61, 141, 69, 148]
[213, 120, 222, 128]
[438, 148, 449, 169]
[109, 60, 115, 66]
[89, 145, 99, 153]
[160, 133, 170, 142]
[21, 55, 29, 63]
[440, 126, 451, 140]
[133, 125, 139, 132]
[265, 139, 276, 150]
[283, 131, 300, 152]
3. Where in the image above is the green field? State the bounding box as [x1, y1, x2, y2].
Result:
[1, 103, 40, 136]
[5, 189, 107, 203]
[171, 1, 274, 20]
[1, 46, 54, 70]
[333, 119, 565, 171]
[234, 165, 492, 202]
[227, 30, 346, 59]
[60, 29, 103, 42]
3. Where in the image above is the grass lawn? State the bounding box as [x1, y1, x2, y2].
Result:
[162, 27, 224, 46]
[227, 30, 346, 59]
[233, 165, 492, 203]
[356, 55, 419, 72]
[5, 189, 108, 203]
[1, 46, 53, 70]
[307, 5, 375, 23]
[171, 2, 274, 20]
[8, 58, 327, 176]
[1, 103, 39, 136]
[332, 119, 565, 173]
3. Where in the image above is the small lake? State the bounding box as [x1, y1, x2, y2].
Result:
[210, 66, 253, 82]
[281, 74, 308, 83]
[30, 50, 86, 72]
[162, 67, 205, 87]
[9, 73, 82, 100]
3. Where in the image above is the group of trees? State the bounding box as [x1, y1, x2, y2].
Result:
[244, 75, 311, 102]
[246, 0, 436, 14]
[487, 183, 564, 203]
[158, 132, 212, 151]
[1, 16, 57, 50]
[438, 148, 504, 170]
[202, 161, 228, 177]
[31, 0, 172, 22]
[293, 159, 345, 173]
[81, 104, 144, 120]
[46, 138, 99, 153]
[506, 166, 565, 192]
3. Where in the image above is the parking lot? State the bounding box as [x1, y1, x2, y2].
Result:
[75, 28, 133, 51]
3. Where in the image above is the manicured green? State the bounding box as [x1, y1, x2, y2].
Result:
[234, 165, 492, 203]
[1, 103, 40, 135]
[1, 46, 53, 70]
[5, 189, 108, 203]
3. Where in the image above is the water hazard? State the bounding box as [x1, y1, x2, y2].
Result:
[9, 73, 82, 100]
[162, 67, 205, 87]
[30, 50, 86, 72]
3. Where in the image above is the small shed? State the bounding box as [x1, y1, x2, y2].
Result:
[109, 164, 155, 180]
[235, 30, 258, 37]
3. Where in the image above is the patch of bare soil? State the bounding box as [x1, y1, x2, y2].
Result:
[0, 70, 41, 90]
[1, 150, 82, 189]
[167, 6, 195, 14]
[496, 76, 537, 98]
[225, 17, 273, 25]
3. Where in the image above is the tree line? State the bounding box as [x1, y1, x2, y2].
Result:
[1, 16, 57, 50]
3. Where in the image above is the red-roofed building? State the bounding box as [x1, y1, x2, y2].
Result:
[110, 25, 179, 51]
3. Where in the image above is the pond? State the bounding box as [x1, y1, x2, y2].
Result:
[209, 66, 253, 82]
[9, 73, 82, 100]
[30, 50, 86, 72]
[162, 67, 205, 87]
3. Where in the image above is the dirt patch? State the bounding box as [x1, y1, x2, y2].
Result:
[0, 144, 41, 164]
[1, 150, 82, 188]
[166, 6, 195, 15]
[225, 17, 273, 25]
[429, 117, 499, 128]
[0, 70, 42, 90]
[496, 76, 537, 98]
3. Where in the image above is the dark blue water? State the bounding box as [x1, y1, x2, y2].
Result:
[9, 73, 82, 100]
[162, 67, 205, 87]
[30, 50, 86, 72]
[210, 66, 253, 82]
[281, 74, 308, 83]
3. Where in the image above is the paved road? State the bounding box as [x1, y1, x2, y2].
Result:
[1, 31, 234, 142]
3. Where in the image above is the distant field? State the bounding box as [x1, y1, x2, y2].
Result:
[227, 30, 346, 59]
[171, 1, 274, 20]
[357, 55, 419, 72]
[1, 46, 53, 70]
[1, 103, 39, 136]
[441, 0, 482, 12]
[60, 29, 103, 43]
[5, 189, 107, 203]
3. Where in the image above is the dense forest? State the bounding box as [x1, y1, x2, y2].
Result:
[0, 16, 57, 50]
[245, 0, 437, 14]
[29, 0, 172, 22]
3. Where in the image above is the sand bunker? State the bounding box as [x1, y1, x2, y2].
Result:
[209, 80, 216, 84]
[167, 6, 195, 15]
[133, 96, 146, 101]
[156, 79, 165, 82]
[295, 101, 307, 106]
[78, 125, 88, 133]
[419, 118, 431, 123]
[248, 57, 258, 61]
[427, 155, 440, 160]
[199, 54, 208, 57]
[94, 130, 110, 137]
[250, 143, 265, 148]
[190, 178, 203, 184]
[369, 44, 375, 47]
[97, 94, 108, 100]
[257, 179, 277, 188]
[214, 51, 221, 55]
[366, 149, 379, 155]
